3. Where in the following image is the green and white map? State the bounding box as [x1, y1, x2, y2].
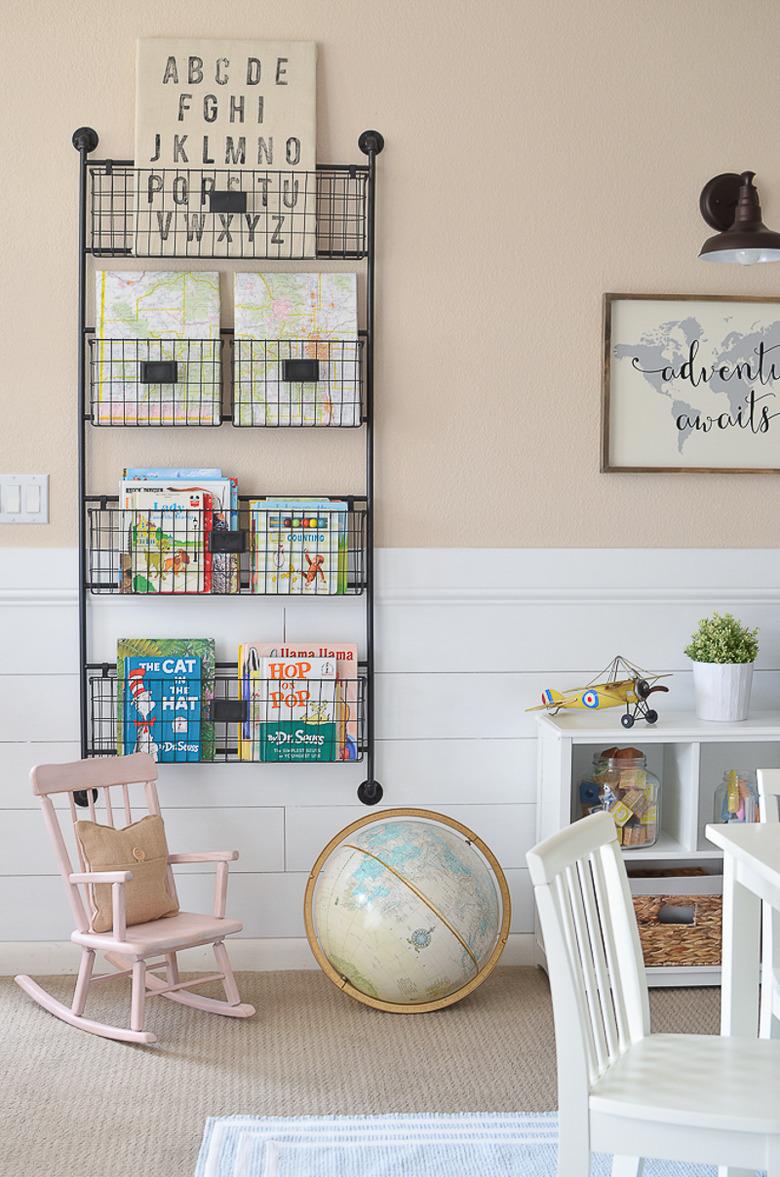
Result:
[94, 270, 221, 425]
[608, 298, 780, 469]
[233, 272, 360, 426]
[313, 817, 504, 1006]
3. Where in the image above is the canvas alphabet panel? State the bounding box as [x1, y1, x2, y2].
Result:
[134, 39, 317, 258]
[603, 294, 780, 472]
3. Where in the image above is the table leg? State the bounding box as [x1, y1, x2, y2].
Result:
[718, 854, 761, 1177]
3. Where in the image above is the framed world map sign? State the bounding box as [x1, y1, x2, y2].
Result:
[602, 293, 780, 472]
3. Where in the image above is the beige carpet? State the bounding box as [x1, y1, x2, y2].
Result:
[0, 967, 718, 1177]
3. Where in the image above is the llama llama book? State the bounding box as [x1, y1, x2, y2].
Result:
[116, 638, 216, 760]
[94, 270, 221, 425]
[122, 470, 239, 593]
[233, 272, 359, 426]
[120, 481, 213, 593]
[237, 641, 359, 761]
[134, 39, 317, 259]
[248, 497, 348, 594]
[123, 654, 202, 762]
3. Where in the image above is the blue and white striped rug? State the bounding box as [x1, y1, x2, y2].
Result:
[194, 1112, 736, 1176]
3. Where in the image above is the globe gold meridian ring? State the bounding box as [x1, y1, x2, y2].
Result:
[303, 807, 512, 1014]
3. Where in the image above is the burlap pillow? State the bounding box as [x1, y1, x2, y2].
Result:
[75, 814, 179, 933]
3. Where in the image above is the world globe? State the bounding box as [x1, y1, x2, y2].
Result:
[304, 808, 511, 1013]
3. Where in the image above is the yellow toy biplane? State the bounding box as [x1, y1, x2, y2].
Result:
[527, 655, 671, 729]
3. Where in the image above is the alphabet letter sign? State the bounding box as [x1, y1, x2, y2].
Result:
[134, 39, 317, 258]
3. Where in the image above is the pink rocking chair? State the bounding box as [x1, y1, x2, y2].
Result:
[15, 753, 255, 1044]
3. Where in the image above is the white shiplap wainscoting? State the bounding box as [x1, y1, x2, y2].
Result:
[2, 547, 780, 975]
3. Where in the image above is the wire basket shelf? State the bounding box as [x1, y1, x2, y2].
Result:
[87, 337, 223, 425]
[86, 336, 365, 427]
[88, 164, 368, 259]
[87, 662, 367, 763]
[86, 496, 367, 596]
[232, 337, 364, 426]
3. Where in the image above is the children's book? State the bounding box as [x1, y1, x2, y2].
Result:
[257, 655, 338, 762]
[120, 482, 213, 594]
[233, 272, 359, 426]
[122, 471, 239, 593]
[237, 642, 359, 761]
[123, 654, 202, 762]
[248, 498, 348, 595]
[117, 638, 216, 760]
[94, 271, 221, 425]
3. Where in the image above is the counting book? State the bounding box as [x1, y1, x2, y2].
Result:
[248, 498, 348, 594]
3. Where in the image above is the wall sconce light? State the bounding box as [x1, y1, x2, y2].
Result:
[699, 171, 780, 265]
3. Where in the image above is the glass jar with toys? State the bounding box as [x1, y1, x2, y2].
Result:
[579, 746, 660, 849]
[713, 770, 759, 824]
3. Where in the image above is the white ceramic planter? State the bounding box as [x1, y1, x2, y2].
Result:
[691, 661, 754, 722]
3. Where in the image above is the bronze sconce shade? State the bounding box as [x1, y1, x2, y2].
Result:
[699, 171, 780, 264]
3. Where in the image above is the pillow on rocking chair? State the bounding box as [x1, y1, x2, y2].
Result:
[75, 814, 179, 933]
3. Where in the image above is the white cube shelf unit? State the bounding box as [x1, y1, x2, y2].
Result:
[535, 709, 780, 987]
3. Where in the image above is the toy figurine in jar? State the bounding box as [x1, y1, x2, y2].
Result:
[579, 746, 660, 848]
[713, 770, 758, 824]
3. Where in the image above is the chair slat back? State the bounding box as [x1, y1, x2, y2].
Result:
[527, 812, 650, 1092]
[29, 754, 174, 934]
[757, 769, 780, 823]
[757, 769, 780, 980]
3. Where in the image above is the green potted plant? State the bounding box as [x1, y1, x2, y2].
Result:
[684, 612, 759, 721]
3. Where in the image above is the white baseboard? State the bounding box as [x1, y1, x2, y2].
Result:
[1, 933, 536, 977]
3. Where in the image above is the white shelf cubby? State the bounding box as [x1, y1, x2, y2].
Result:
[535, 709, 780, 986]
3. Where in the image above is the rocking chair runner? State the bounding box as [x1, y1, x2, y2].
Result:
[15, 753, 255, 1045]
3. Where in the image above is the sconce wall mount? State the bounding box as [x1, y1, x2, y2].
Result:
[699, 170, 780, 264]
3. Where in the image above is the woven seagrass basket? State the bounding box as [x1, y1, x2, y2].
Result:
[632, 894, 722, 968]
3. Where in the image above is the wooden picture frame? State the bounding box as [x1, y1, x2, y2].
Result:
[601, 292, 780, 473]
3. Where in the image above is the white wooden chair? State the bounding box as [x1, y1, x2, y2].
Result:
[757, 768, 780, 1038]
[527, 810, 780, 1176]
[15, 753, 255, 1045]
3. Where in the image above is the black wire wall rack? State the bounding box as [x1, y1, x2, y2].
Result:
[73, 125, 384, 804]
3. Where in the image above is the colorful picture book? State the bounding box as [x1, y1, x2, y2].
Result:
[248, 497, 348, 594]
[94, 271, 221, 425]
[120, 481, 212, 593]
[116, 638, 216, 761]
[123, 654, 202, 762]
[237, 642, 359, 762]
[233, 272, 359, 426]
[121, 469, 239, 594]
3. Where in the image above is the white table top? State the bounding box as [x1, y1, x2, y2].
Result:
[705, 824, 780, 909]
[706, 823, 780, 866]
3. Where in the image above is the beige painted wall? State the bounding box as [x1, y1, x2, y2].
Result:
[3, 0, 780, 548]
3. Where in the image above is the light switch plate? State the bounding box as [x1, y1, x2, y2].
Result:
[0, 475, 49, 523]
